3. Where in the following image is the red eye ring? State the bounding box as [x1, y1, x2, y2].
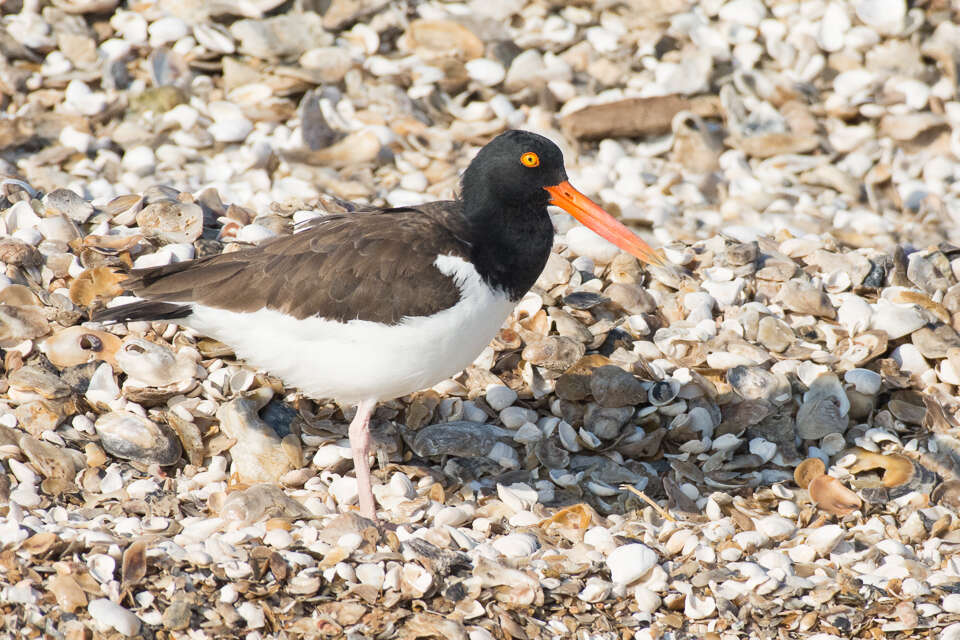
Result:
[520, 152, 540, 168]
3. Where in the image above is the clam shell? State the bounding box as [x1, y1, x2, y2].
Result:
[94, 411, 182, 466]
[796, 373, 849, 440]
[116, 337, 196, 388]
[135, 201, 203, 244]
[42, 326, 121, 368]
[648, 379, 680, 406]
[726, 366, 788, 404]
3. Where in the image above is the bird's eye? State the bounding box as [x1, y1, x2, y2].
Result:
[520, 152, 540, 168]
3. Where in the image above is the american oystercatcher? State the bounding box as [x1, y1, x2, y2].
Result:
[95, 130, 668, 521]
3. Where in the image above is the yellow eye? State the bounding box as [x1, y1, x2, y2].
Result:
[520, 152, 540, 168]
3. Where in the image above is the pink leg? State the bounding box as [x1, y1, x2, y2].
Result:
[348, 398, 378, 521]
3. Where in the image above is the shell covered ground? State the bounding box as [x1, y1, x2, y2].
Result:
[2, 0, 960, 639]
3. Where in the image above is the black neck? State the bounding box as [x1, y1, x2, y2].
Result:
[462, 199, 555, 301]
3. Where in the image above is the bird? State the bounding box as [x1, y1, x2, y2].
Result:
[93, 129, 670, 522]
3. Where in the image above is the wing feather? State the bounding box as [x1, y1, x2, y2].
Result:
[116, 204, 473, 325]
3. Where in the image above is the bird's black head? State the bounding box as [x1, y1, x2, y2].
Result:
[460, 128, 670, 271]
[460, 129, 568, 211]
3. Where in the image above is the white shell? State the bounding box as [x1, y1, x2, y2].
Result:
[492, 533, 539, 558]
[806, 524, 846, 556]
[607, 544, 658, 587]
[87, 554, 116, 584]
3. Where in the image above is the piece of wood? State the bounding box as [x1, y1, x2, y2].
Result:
[561, 94, 721, 140]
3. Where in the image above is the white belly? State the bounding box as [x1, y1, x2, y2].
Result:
[185, 255, 516, 404]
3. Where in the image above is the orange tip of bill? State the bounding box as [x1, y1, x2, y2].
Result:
[544, 181, 670, 268]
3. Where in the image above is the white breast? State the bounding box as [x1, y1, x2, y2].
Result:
[185, 254, 516, 404]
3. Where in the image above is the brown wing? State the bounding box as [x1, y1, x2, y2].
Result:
[120, 202, 473, 325]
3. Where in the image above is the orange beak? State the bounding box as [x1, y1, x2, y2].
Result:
[544, 181, 668, 267]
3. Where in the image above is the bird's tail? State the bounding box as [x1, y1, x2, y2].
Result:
[91, 300, 192, 324]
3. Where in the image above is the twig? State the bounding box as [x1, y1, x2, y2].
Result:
[620, 484, 676, 522]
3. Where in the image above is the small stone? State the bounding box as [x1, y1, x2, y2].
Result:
[856, 0, 907, 35]
[236, 602, 265, 629]
[434, 506, 471, 527]
[806, 524, 845, 555]
[322, 0, 390, 30]
[356, 563, 385, 589]
[208, 101, 253, 143]
[500, 406, 537, 429]
[634, 586, 661, 614]
[579, 578, 612, 603]
[684, 593, 716, 619]
[64, 80, 107, 116]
